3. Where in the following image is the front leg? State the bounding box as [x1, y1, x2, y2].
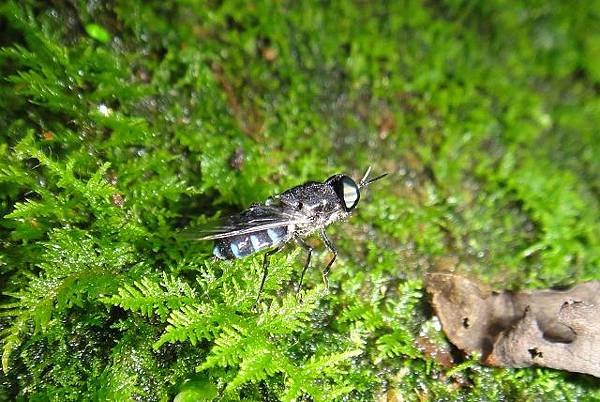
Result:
[319, 229, 337, 289]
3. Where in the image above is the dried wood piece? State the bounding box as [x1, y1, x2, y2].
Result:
[425, 273, 600, 377]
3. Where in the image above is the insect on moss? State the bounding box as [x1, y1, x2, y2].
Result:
[196, 167, 387, 305]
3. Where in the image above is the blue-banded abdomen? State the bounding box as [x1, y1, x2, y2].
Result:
[213, 226, 289, 260]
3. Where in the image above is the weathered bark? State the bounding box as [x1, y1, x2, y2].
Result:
[426, 273, 600, 377]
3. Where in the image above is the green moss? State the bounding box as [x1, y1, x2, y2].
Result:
[1, 0, 599, 400]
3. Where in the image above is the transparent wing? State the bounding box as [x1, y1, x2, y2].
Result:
[182, 204, 308, 241]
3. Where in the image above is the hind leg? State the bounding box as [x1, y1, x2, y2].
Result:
[253, 246, 282, 310]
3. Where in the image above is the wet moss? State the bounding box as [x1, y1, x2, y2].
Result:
[1, 0, 599, 400]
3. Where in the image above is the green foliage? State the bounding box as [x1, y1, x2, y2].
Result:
[84, 23, 111, 44]
[1, 0, 599, 400]
[101, 274, 197, 321]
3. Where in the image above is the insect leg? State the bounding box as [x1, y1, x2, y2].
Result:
[319, 229, 337, 289]
[254, 246, 283, 309]
[295, 236, 313, 295]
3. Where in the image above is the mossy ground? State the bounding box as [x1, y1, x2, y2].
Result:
[1, 1, 599, 401]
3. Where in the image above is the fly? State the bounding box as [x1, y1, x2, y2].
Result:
[196, 167, 387, 306]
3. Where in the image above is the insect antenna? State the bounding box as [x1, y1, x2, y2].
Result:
[358, 166, 388, 188]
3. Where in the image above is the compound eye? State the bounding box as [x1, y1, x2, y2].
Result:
[332, 175, 360, 211]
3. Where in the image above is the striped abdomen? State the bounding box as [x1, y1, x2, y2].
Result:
[213, 226, 288, 260]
